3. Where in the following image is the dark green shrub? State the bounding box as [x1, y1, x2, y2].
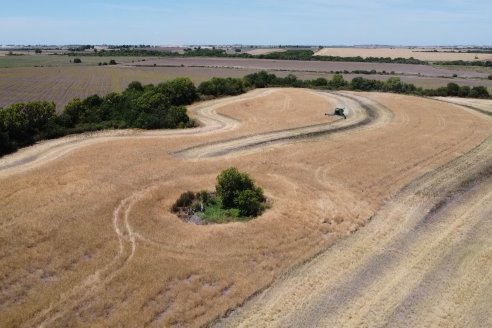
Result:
[216, 167, 255, 208]
[234, 189, 262, 216]
[73, 58, 82, 63]
[470, 86, 490, 98]
[172, 191, 196, 211]
[447, 83, 460, 96]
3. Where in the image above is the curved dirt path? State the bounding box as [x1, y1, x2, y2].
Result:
[215, 124, 492, 327]
[0, 88, 386, 176]
[0, 89, 273, 177]
[174, 91, 392, 158]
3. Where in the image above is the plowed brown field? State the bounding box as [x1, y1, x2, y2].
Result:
[1, 89, 491, 327]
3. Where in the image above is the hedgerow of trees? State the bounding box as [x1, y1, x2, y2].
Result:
[242, 71, 490, 99]
[0, 78, 198, 156]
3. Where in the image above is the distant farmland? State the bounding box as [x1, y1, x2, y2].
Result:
[0, 55, 491, 111]
[315, 47, 492, 61]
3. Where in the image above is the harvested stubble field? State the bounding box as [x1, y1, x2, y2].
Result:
[315, 47, 492, 61]
[0, 66, 276, 111]
[0, 53, 149, 68]
[1, 88, 492, 327]
[129, 57, 489, 78]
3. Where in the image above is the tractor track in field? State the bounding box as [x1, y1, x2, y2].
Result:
[0, 89, 272, 177]
[173, 91, 392, 158]
[0, 89, 390, 176]
[30, 186, 156, 328]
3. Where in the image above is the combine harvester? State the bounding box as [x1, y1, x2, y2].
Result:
[325, 106, 347, 119]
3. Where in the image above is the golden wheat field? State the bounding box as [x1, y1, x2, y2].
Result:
[315, 47, 492, 61]
[1, 88, 492, 327]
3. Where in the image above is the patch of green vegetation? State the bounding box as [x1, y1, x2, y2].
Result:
[198, 197, 242, 224]
[171, 168, 268, 224]
[436, 60, 492, 67]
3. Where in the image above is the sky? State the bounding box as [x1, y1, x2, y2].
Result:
[1, 0, 491, 46]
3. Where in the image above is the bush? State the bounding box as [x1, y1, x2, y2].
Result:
[198, 77, 245, 97]
[109, 59, 117, 65]
[234, 189, 262, 216]
[489, 75, 492, 80]
[216, 167, 264, 214]
[73, 58, 82, 63]
[216, 167, 255, 208]
[470, 86, 490, 98]
[172, 191, 196, 211]
[447, 83, 460, 96]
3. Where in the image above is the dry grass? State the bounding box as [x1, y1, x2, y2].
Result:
[0, 89, 491, 327]
[245, 49, 287, 56]
[315, 47, 492, 61]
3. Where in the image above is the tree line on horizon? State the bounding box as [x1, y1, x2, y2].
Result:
[1, 72, 490, 157]
[67, 48, 492, 67]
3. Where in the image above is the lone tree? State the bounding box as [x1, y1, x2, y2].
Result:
[216, 167, 265, 216]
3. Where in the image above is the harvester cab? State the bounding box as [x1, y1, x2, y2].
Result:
[325, 106, 347, 119]
[332, 106, 347, 119]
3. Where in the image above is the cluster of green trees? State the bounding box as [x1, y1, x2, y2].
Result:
[0, 78, 198, 156]
[197, 77, 245, 97]
[0, 101, 57, 154]
[171, 167, 266, 222]
[216, 167, 265, 217]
